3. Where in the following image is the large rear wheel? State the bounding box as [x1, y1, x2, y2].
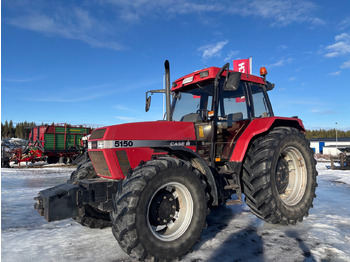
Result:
[111, 157, 209, 261]
[242, 127, 317, 224]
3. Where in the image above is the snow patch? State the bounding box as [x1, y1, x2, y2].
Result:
[1, 163, 350, 261]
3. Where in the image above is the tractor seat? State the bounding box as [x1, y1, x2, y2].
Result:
[221, 112, 243, 129]
[180, 113, 204, 123]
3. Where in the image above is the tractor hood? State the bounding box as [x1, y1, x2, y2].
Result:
[88, 121, 197, 179]
[88, 121, 196, 142]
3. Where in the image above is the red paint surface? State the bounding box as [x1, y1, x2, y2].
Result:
[90, 121, 197, 179]
[172, 66, 265, 92]
[230, 117, 305, 162]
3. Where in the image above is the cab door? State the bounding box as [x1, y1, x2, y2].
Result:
[216, 81, 251, 160]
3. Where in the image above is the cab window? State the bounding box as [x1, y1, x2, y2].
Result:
[219, 82, 248, 120]
[250, 84, 271, 118]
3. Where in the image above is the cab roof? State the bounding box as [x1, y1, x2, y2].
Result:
[172, 66, 265, 92]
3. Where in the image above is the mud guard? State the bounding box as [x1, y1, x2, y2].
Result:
[154, 146, 219, 206]
[231, 117, 305, 162]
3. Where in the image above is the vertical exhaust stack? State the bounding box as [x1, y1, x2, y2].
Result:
[164, 60, 172, 121]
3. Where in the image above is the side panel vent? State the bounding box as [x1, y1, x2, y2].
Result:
[90, 129, 106, 139]
[116, 150, 131, 176]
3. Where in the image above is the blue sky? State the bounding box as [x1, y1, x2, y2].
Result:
[2, 0, 350, 130]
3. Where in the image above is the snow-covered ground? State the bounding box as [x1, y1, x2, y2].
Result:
[1, 163, 350, 262]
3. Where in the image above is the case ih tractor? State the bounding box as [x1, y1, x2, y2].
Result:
[34, 61, 317, 261]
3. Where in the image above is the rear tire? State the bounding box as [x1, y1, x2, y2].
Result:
[242, 127, 317, 225]
[69, 161, 111, 228]
[46, 156, 59, 164]
[111, 157, 209, 261]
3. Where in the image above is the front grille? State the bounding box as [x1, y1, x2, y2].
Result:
[90, 129, 106, 139]
[89, 151, 112, 177]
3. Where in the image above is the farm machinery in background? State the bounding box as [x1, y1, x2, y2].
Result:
[4, 123, 91, 167]
[330, 149, 350, 170]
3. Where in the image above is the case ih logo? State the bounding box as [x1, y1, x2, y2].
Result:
[233, 58, 252, 74]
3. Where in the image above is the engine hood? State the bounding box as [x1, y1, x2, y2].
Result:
[89, 121, 196, 141]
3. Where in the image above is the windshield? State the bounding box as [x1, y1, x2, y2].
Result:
[171, 80, 271, 122]
[171, 84, 213, 121]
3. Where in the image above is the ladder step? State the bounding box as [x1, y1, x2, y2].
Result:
[226, 199, 243, 205]
[224, 185, 239, 190]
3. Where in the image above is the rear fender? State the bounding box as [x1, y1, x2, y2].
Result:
[230, 117, 305, 162]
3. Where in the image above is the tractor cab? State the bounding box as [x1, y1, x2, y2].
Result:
[169, 65, 274, 163]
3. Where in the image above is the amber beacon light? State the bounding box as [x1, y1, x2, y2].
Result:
[260, 67, 267, 77]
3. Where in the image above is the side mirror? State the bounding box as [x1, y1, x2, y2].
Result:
[223, 72, 241, 91]
[145, 95, 151, 112]
[145, 89, 166, 112]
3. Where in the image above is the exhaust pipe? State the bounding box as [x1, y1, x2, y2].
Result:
[145, 60, 172, 121]
[164, 60, 172, 121]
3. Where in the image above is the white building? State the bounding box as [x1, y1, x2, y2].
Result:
[309, 138, 350, 155]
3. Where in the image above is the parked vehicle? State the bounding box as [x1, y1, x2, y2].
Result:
[35, 61, 317, 261]
[10, 123, 91, 166]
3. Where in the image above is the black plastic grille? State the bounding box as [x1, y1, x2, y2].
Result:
[89, 151, 111, 177]
[90, 129, 106, 139]
[115, 150, 131, 176]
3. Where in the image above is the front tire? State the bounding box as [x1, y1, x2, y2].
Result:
[69, 161, 111, 229]
[111, 157, 209, 261]
[242, 127, 317, 225]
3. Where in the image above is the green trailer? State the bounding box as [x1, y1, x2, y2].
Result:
[25, 123, 92, 164]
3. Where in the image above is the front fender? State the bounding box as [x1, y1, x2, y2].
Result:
[154, 146, 219, 206]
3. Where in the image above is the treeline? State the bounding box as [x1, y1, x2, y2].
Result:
[305, 129, 350, 139]
[1, 121, 37, 140]
[1, 121, 91, 140]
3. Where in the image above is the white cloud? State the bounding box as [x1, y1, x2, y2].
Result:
[224, 50, 240, 62]
[278, 45, 288, 50]
[3, 76, 44, 82]
[4, 0, 324, 52]
[104, 0, 323, 27]
[287, 99, 318, 106]
[341, 59, 350, 68]
[198, 40, 229, 59]
[269, 57, 293, 68]
[114, 105, 137, 112]
[115, 116, 142, 122]
[238, 0, 324, 27]
[310, 108, 336, 115]
[339, 17, 350, 30]
[329, 71, 341, 76]
[7, 6, 123, 51]
[324, 33, 350, 58]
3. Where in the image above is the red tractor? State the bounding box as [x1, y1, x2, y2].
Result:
[35, 61, 317, 261]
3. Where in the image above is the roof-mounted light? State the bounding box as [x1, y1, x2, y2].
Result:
[260, 67, 267, 77]
[182, 76, 193, 85]
[199, 70, 209, 78]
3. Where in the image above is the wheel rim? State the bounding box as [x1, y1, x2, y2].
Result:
[276, 146, 307, 206]
[147, 182, 193, 241]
